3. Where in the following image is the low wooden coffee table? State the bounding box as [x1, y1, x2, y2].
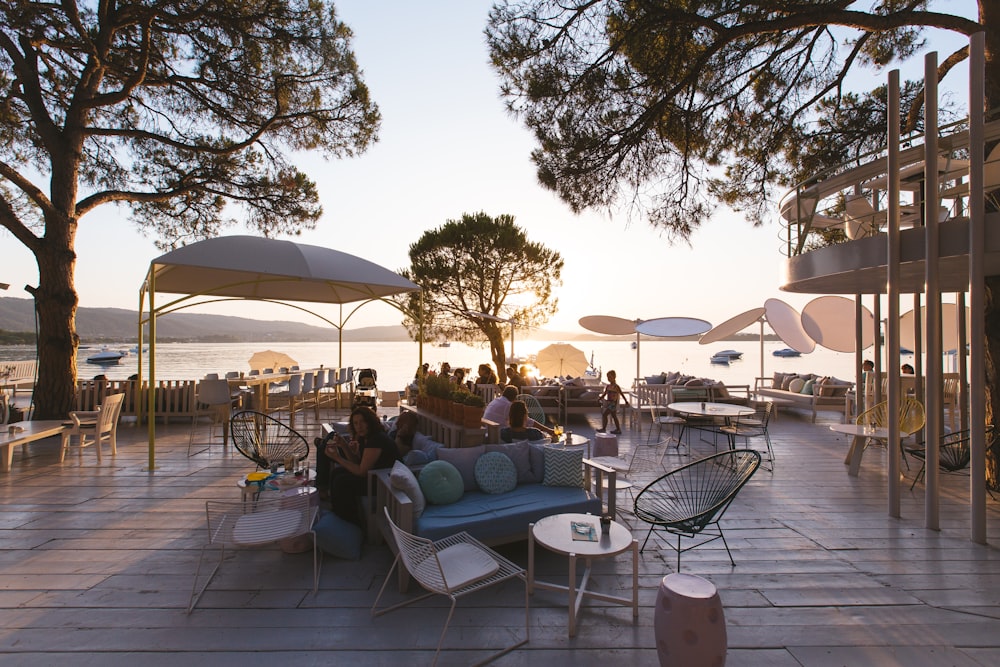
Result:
[0, 420, 69, 473]
[528, 512, 638, 637]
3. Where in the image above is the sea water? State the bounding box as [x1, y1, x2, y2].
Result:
[1, 339, 876, 394]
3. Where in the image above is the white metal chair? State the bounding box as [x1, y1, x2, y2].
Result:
[268, 373, 303, 420]
[188, 378, 237, 456]
[648, 401, 686, 452]
[373, 507, 529, 666]
[62, 392, 125, 463]
[187, 491, 319, 613]
[298, 371, 319, 424]
[720, 401, 775, 471]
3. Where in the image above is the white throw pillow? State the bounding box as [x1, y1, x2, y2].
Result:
[390, 460, 426, 518]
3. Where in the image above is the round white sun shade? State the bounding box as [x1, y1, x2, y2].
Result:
[764, 298, 816, 353]
[899, 303, 971, 353]
[801, 296, 876, 353]
[699, 308, 766, 345]
[578, 315, 638, 336]
[635, 317, 712, 338]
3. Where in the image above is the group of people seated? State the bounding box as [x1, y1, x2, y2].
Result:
[313, 382, 557, 528]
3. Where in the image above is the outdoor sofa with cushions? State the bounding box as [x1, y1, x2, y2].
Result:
[754, 373, 854, 422]
[372, 440, 615, 590]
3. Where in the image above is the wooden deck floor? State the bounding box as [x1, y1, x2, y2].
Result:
[2, 407, 1000, 666]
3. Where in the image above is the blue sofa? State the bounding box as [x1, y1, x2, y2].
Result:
[372, 443, 616, 591]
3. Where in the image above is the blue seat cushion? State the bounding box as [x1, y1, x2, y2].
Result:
[414, 483, 601, 542]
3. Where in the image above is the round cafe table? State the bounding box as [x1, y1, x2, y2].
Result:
[667, 401, 754, 449]
[527, 512, 638, 637]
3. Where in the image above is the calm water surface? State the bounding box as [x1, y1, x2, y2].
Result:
[2, 339, 873, 393]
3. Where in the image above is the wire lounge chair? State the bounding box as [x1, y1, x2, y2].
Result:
[633, 449, 761, 570]
[230, 410, 310, 470]
[906, 426, 996, 491]
[372, 508, 529, 666]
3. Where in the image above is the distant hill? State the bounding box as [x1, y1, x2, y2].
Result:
[0, 296, 777, 343]
[0, 296, 405, 343]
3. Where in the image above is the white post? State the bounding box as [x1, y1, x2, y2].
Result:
[887, 69, 902, 518]
[924, 51, 941, 530]
[968, 32, 987, 544]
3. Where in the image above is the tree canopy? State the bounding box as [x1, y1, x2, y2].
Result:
[0, 0, 380, 417]
[398, 212, 563, 378]
[486, 1, 985, 238]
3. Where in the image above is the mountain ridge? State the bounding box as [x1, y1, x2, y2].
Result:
[0, 296, 776, 343]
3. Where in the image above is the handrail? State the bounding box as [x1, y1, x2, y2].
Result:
[779, 113, 1000, 257]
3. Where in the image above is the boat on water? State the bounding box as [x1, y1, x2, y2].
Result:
[437, 341, 451, 348]
[713, 349, 743, 360]
[772, 348, 802, 357]
[709, 354, 731, 365]
[630, 341, 637, 350]
[85, 347, 127, 365]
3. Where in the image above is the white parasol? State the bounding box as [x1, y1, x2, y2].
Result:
[535, 343, 590, 379]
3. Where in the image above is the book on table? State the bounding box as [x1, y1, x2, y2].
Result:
[570, 520, 597, 542]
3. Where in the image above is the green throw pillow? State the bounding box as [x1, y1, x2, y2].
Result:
[543, 446, 583, 487]
[419, 460, 465, 505]
[474, 452, 518, 494]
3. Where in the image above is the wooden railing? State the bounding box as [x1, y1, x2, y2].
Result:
[73, 379, 197, 423]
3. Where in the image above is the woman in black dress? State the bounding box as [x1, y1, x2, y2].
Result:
[323, 406, 400, 525]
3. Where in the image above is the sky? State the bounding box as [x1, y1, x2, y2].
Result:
[1, 1, 978, 336]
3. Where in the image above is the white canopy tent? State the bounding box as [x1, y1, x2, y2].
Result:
[138, 235, 420, 468]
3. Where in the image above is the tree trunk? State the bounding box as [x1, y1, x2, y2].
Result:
[985, 277, 1000, 488]
[982, 0, 1000, 489]
[31, 220, 79, 420]
[487, 329, 506, 387]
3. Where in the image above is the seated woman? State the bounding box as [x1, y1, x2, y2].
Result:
[320, 406, 400, 526]
[476, 363, 498, 386]
[500, 400, 545, 443]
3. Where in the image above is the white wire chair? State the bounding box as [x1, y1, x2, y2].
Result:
[372, 508, 529, 666]
[188, 491, 319, 613]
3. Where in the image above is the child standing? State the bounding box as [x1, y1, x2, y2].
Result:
[597, 369, 629, 434]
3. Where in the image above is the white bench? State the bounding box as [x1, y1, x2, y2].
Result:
[0, 360, 36, 395]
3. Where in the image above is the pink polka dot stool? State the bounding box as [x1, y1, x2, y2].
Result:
[654, 573, 726, 666]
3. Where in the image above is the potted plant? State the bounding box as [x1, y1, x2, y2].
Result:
[462, 392, 485, 429]
[449, 389, 468, 424]
[424, 375, 452, 416]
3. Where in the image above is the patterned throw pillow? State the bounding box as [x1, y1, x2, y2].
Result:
[485, 441, 533, 484]
[474, 452, 518, 494]
[419, 460, 465, 505]
[543, 446, 583, 487]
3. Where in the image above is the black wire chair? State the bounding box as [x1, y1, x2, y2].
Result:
[229, 410, 310, 470]
[906, 426, 995, 491]
[633, 449, 761, 570]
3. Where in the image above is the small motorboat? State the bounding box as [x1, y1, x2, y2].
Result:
[714, 349, 743, 360]
[631, 341, 638, 350]
[86, 347, 127, 365]
[437, 341, 451, 348]
[772, 348, 802, 357]
[710, 354, 731, 365]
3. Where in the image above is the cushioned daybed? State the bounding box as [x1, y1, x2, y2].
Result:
[754, 372, 854, 422]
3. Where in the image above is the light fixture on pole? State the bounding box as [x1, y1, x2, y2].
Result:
[462, 310, 515, 360]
